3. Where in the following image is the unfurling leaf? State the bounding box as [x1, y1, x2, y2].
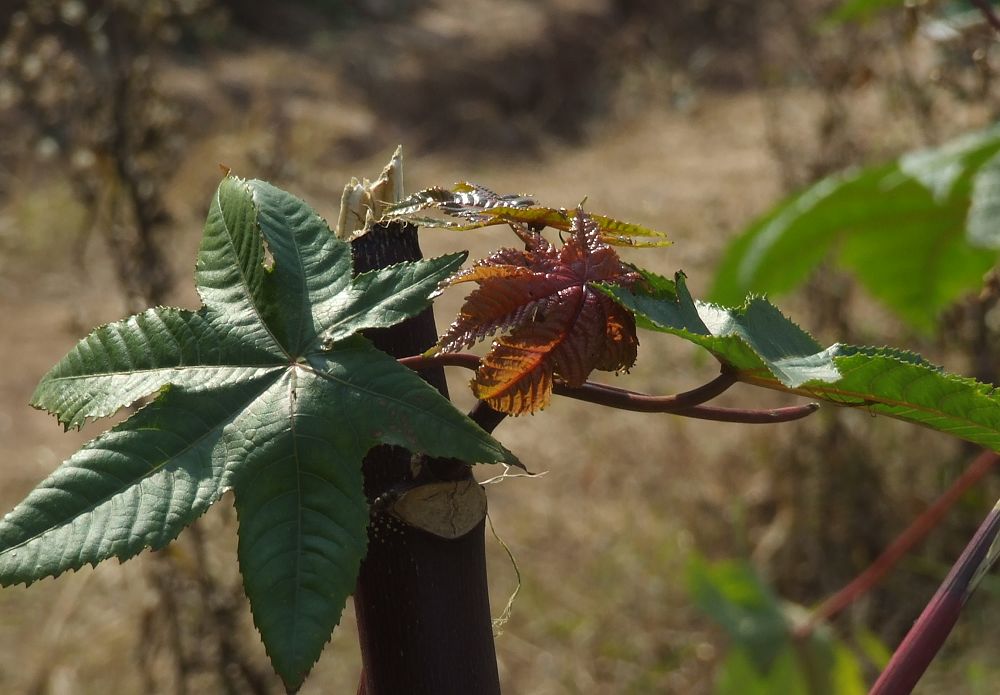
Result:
[383, 181, 672, 248]
[438, 208, 641, 414]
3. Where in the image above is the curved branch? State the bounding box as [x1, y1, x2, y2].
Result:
[400, 352, 739, 411]
[553, 380, 818, 422]
[671, 402, 819, 424]
[551, 371, 737, 412]
[399, 353, 818, 423]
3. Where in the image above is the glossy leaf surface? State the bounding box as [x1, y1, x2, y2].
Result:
[7, 177, 518, 691]
[607, 271, 1000, 453]
[438, 209, 640, 414]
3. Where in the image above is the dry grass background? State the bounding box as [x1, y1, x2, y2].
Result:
[3, 1, 1000, 692]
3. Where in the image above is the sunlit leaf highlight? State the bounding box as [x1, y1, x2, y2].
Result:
[438, 209, 640, 414]
[6, 176, 518, 692]
[606, 271, 1000, 454]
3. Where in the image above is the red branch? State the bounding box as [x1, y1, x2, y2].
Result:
[795, 450, 1000, 638]
[870, 498, 1000, 694]
[398, 353, 819, 424]
[551, 370, 737, 412]
[663, 402, 818, 424]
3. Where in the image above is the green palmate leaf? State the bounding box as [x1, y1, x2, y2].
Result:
[711, 125, 1000, 332]
[0, 379, 275, 579]
[612, 271, 840, 386]
[606, 272, 1000, 453]
[8, 176, 518, 692]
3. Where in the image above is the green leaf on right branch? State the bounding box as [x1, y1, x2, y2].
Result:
[605, 271, 1000, 455]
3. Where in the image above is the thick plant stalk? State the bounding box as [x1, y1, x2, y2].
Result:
[870, 500, 1000, 694]
[351, 222, 502, 695]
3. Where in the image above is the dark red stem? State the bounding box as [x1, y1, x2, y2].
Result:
[666, 402, 819, 423]
[467, 401, 509, 434]
[550, 371, 737, 412]
[797, 450, 1000, 639]
[353, 226, 500, 695]
[398, 353, 819, 424]
[870, 500, 1000, 694]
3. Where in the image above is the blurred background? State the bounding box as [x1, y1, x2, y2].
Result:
[2, 0, 1000, 692]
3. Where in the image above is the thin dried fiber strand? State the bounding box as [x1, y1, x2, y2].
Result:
[488, 512, 521, 637]
[480, 464, 548, 485]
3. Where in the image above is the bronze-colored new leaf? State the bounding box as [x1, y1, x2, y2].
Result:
[438, 209, 640, 414]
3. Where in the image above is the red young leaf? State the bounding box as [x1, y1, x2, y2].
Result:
[437, 209, 640, 414]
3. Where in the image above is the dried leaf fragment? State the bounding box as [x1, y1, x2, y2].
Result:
[383, 181, 671, 247]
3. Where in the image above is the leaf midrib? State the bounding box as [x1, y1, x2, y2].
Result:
[216, 184, 288, 360]
[3, 373, 280, 558]
[43, 364, 284, 382]
[738, 367, 999, 437]
[286, 367, 306, 669]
